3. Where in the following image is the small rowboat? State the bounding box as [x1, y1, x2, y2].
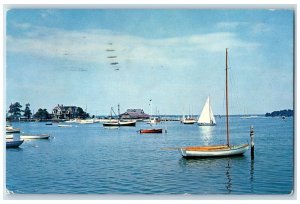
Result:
[20, 134, 50, 140]
[58, 124, 72, 128]
[6, 140, 24, 148]
[6, 125, 21, 133]
[139, 128, 163, 134]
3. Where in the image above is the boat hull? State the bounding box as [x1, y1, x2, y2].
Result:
[20, 134, 50, 139]
[139, 128, 163, 134]
[6, 129, 21, 133]
[182, 120, 196, 124]
[197, 123, 216, 126]
[103, 121, 136, 127]
[58, 124, 72, 128]
[6, 140, 24, 148]
[179, 144, 249, 158]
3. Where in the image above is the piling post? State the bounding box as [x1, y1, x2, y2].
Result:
[250, 125, 254, 159]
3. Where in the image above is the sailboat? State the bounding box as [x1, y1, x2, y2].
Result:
[140, 99, 163, 133]
[102, 104, 136, 127]
[179, 48, 249, 158]
[147, 100, 161, 125]
[197, 96, 216, 126]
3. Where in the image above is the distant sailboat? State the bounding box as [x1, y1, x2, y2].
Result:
[103, 104, 136, 127]
[197, 96, 216, 126]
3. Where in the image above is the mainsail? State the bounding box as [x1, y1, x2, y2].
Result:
[197, 96, 216, 125]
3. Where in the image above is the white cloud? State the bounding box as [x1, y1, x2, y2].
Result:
[215, 21, 248, 30]
[6, 24, 260, 69]
[251, 23, 271, 34]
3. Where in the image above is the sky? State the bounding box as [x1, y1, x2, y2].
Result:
[5, 8, 294, 116]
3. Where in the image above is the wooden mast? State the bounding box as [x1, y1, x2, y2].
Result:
[225, 48, 230, 147]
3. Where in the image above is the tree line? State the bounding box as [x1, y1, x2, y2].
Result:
[7, 102, 90, 121]
[265, 109, 293, 117]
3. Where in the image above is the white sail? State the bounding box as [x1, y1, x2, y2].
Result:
[197, 96, 216, 126]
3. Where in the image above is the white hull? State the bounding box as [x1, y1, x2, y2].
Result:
[103, 120, 136, 126]
[6, 126, 21, 133]
[77, 119, 94, 124]
[182, 119, 196, 124]
[20, 134, 50, 139]
[179, 144, 249, 157]
[58, 124, 72, 128]
[6, 134, 14, 139]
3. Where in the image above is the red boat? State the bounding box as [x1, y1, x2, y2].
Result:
[139, 128, 163, 134]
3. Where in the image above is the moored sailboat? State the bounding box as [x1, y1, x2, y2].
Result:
[102, 104, 136, 127]
[179, 48, 249, 158]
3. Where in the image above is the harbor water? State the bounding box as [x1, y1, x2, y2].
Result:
[6, 116, 294, 195]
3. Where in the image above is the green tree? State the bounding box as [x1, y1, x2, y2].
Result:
[76, 107, 90, 119]
[34, 108, 50, 119]
[23, 103, 32, 119]
[8, 102, 23, 120]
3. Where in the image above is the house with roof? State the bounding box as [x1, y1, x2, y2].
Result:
[52, 104, 78, 119]
[120, 109, 150, 120]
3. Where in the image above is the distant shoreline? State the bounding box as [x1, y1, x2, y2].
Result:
[6, 114, 291, 123]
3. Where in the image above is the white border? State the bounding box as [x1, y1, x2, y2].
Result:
[1, 1, 298, 202]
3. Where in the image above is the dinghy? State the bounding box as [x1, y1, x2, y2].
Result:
[20, 134, 50, 140]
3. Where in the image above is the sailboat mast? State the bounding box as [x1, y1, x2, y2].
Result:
[118, 104, 120, 120]
[225, 48, 230, 147]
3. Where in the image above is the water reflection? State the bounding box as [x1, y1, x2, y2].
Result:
[250, 159, 255, 193]
[179, 156, 247, 194]
[198, 126, 214, 145]
[225, 159, 232, 193]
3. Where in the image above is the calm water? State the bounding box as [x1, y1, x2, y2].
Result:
[6, 116, 294, 195]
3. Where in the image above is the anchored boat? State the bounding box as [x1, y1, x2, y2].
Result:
[139, 128, 163, 134]
[6, 125, 21, 133]
[179, 48, 249, 158]
[20, 134, 50, 140]
[102, 104, 136, 127]
[6, 140, 24, 148]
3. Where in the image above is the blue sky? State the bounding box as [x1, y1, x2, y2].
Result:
[5, 8, 294, 116]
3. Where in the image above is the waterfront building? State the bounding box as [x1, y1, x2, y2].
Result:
[120, 109, 150, 120]
[52, 104, 78, 119]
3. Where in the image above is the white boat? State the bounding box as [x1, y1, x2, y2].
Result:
[180, 144, 249, 157]
[6, 134, 14, 139]
[179, 48, 249, 158]
[181, 117, 196, 124]
[148, 117, 160, 125]
[240, 115, 258, 119]
[77, 119, 94, 124]
[65, 119, 77, 123]
[20, 134, 50, 140]
[181, 112, 196, 124]
[6, 125, 21, 133]
[102, 104, 136, 127]
[197, 96, 216, 126]
[58, 124, 72, 128]
[103, 120, 136, 127]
